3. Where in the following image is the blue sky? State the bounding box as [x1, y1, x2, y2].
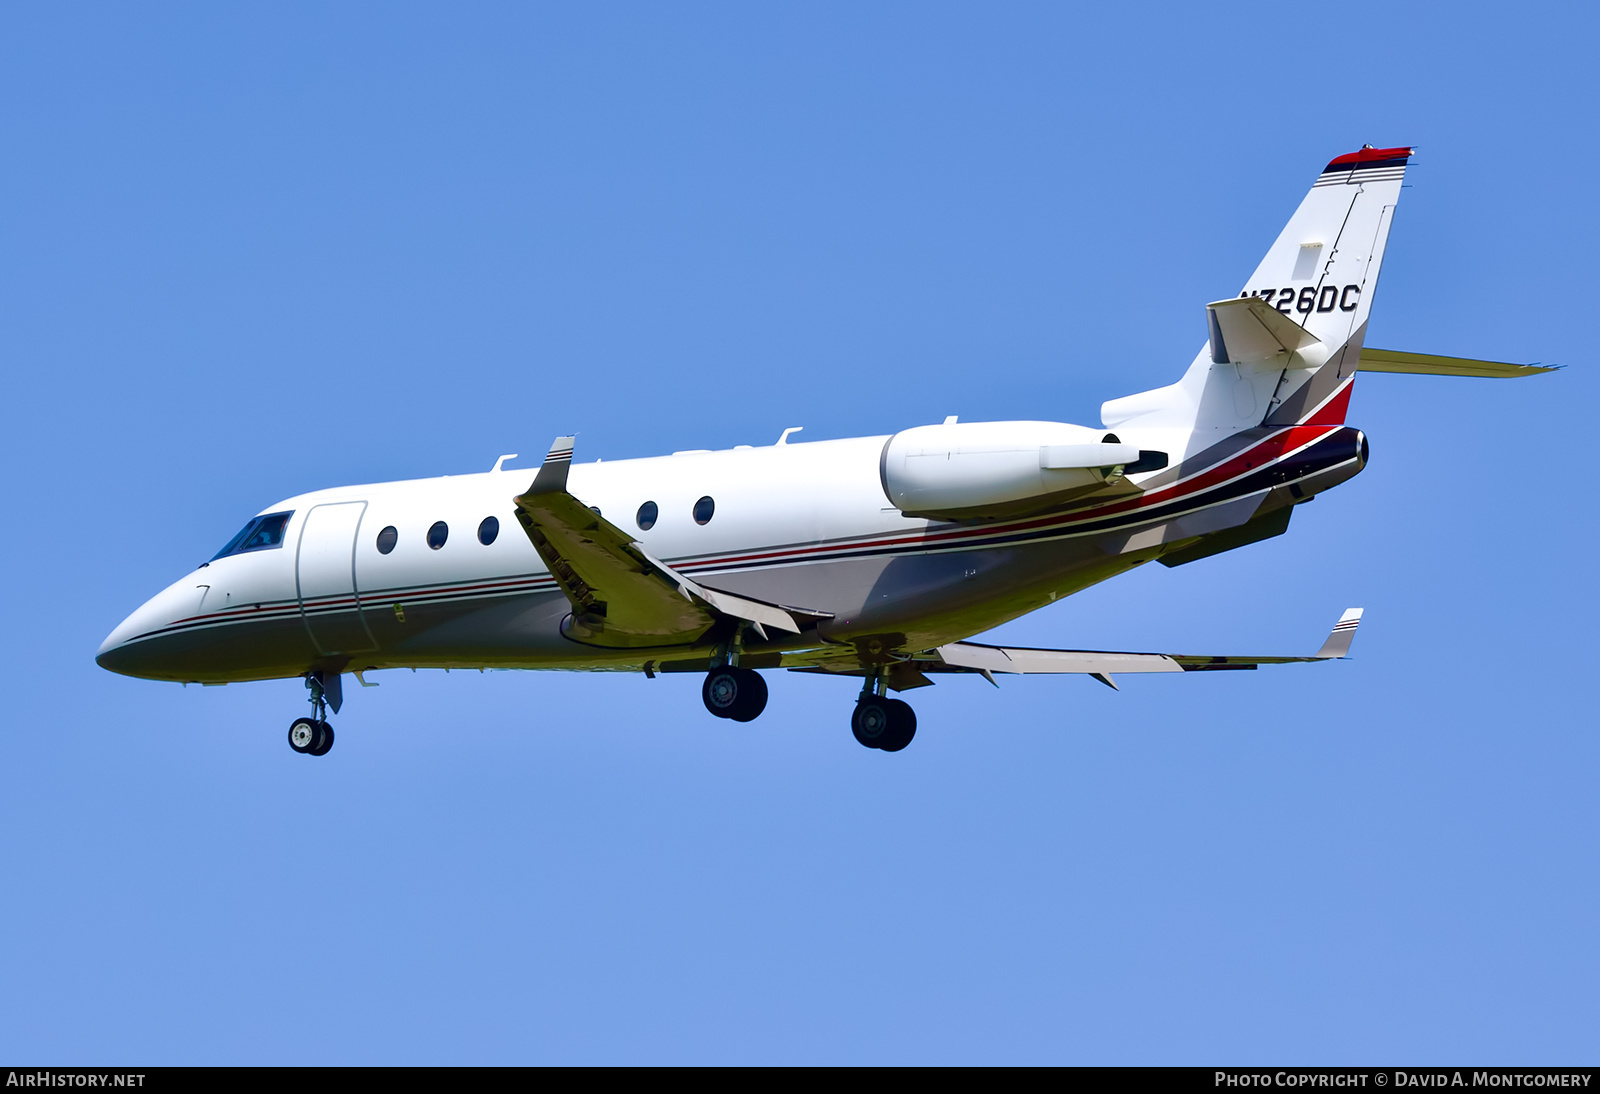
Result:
[2, 2, 1595, 1064]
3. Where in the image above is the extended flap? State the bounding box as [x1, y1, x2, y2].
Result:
[937, 643, 1182, 675]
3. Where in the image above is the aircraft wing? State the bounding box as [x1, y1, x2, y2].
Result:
[1357, 348, 1559, 378]
[932, 608, 1363, 689]
[513, 437, 824, 649]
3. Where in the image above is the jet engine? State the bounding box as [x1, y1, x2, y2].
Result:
[879, 420, 1155, 521]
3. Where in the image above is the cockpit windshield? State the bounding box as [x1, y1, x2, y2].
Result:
[212, 512, 293, 561]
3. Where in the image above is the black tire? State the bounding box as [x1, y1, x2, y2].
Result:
[308, 720, 335, 756]
[702, 669, 739, 718]
[703, 667, 767, 721]
[288, 717, 318, 754]
[877, 699, 917, 752]
[726, 670, 768, 723]
[851, 698, 892, 749]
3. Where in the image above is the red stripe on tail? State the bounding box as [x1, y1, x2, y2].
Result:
[1305, 379, 1353, 425]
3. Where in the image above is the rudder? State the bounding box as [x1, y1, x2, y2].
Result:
[1103, 146, 1414, 447]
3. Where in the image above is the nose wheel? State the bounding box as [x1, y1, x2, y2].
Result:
[288, 672, 337, 755]
[288, 717, 334, 756]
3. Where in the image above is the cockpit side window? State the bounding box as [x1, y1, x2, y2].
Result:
[212, 511, 294, 560]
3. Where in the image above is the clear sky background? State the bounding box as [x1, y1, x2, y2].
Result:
[2, 2, 1595, 1065]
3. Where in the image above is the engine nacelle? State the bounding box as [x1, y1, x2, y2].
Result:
[879, 420, 1142, 520]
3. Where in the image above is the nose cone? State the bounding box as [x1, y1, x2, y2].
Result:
[96, 573, 207, 680]
[96, 616, 137, 673]
[96, 608, 160, 678]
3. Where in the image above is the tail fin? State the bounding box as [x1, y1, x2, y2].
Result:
[1104, 146, 1414, 446]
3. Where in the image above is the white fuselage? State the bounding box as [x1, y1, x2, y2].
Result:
[96, 418, 1367, 687]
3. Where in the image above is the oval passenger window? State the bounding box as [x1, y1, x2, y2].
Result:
[478, 516, 499, 545]
[376, 526, 398, 555]
[693, 496, 715, 525]
[636, 501, 658, 531]
[427, 521, 449, 550]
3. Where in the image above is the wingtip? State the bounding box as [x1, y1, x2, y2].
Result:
[522, 435, 577, 497]
[1315, 608, 1364, 659]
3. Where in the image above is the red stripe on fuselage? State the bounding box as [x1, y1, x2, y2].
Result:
[148, 424, 1344, 639]
[673, 423, 1341, 572]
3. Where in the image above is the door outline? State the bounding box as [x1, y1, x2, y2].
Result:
[295, 501, 378, 656]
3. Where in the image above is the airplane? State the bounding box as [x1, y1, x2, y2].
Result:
[96, 145, 1556, 755]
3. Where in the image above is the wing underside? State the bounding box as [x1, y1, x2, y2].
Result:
[787, 609, 1363, 691]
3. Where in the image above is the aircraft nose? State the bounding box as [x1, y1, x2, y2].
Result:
[96, 598, 167, 678]
[94, 637, 137, 676]
[95, 575, 206, 680]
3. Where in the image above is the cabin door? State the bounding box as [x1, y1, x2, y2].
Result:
[296, 501, 378, 656]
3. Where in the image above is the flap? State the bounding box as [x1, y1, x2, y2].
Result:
[937, 643, 1181, 675]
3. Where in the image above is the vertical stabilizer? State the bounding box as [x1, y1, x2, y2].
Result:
[1103, 147, 1413, 452]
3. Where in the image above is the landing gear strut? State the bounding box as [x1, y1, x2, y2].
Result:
[702, 666, 768, 722]
[289, 673, 336, 756]
[852, 671, 916, 752]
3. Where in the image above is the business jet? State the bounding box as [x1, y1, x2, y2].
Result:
[97, 145, 1554, 755]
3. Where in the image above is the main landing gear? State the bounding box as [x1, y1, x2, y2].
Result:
[852, 671, 916, 752]
[702, 666, 768, 722]
[699, 660, 919, 751]
[288, 672, 337, 756]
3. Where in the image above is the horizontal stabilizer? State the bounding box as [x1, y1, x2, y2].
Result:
[1357, 348, 1559, 378]
[1207, 296, 1322, 367]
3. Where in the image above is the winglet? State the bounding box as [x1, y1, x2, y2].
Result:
[525, 435, 576, 496]
[1313, 608, 1363, 659]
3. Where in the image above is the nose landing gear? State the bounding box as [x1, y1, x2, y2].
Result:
[288, 672, 338, 756]
[288, 717, 334, 756]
